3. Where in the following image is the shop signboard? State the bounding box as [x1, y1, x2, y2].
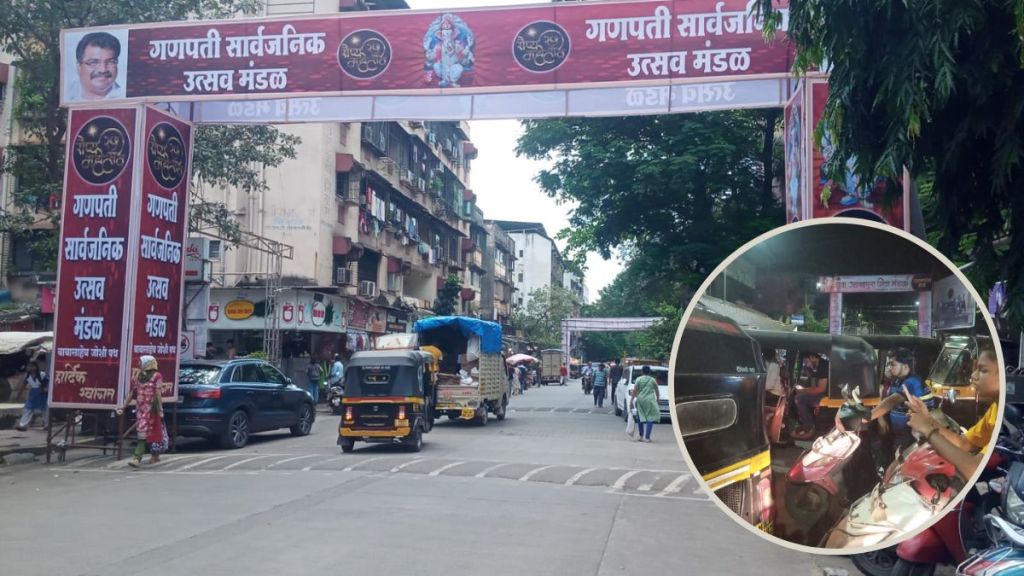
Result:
[50, 108, 138, 409]
[205, 288, 347, 332]
[932, 275, 975, 331]
[819, 275, 918, 294]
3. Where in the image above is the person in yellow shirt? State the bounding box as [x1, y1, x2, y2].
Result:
[906, 344, 1001, 479]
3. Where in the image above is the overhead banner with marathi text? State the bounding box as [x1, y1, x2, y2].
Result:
[60, 0, 793, 121]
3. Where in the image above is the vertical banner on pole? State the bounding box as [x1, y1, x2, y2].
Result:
[125, 106, 193, 403]
[806, 80, 908, 230]
[783, 80, 804, 224]
[918, 291, 932, 337]
[50, 108, 139, 409]
[828, 291, 843, 335]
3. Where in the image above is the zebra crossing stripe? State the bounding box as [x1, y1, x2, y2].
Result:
[221, 455, 274, 471]
[658, 474, 692, 496]
[518, 465, 556, 482]
[564, 468, 597, 486]
[264, 454, 320, 470]
[612, 470, 642, 490]
[177, 454, 234, 472]
[427, 461, 466, 476]
[342, 456, 388, 472]
[391, 458, 427, 473]
[474, 462, 511, 478]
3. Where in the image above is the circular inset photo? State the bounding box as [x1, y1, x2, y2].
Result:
[670, 219, 1005, 554]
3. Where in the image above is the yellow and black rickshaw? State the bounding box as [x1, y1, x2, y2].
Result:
[674, 306, 775, 534]
[337, 349, 436, 453]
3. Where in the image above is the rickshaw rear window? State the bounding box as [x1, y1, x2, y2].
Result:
[676, 398, 738, 437]
[677, 331, 761, 375]
[346, 365, 421, 396]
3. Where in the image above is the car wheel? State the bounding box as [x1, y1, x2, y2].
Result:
[496, 397, 507, 421]
[339, 437, 355, 453]
[290, 403, 314, 436]
[476, 407, 488, 426]
[220, 410, 250, 449]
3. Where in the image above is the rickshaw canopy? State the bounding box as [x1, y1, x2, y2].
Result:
[347, 350, 436, 368]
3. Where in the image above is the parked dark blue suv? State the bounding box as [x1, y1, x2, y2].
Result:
[172, 359, 315, 449]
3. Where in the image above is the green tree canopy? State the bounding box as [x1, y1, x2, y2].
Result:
[0, 0, 299, 269]
[433, 274, 462, 316]
[516, 111, 783, 291]
[512, 284, 578, 350]
[756, 0, 1024, 326]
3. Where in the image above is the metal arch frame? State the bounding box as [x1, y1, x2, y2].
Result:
[560, 317, 664, 368]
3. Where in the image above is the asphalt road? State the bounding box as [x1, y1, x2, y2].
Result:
[1, 380, 860, 576]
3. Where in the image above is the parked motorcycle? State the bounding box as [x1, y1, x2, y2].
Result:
[327, 384, 344, 415]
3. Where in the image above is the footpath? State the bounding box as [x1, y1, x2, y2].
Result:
[0, 403, 338, 466]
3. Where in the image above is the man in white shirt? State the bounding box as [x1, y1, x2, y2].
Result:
[67, 32, 126, 101]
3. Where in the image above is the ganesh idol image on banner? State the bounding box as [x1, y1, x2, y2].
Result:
[63, 29, 129, 103]
[423, 13, 475, 88]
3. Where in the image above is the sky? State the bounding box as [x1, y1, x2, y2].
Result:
[406, 0, 626, 301]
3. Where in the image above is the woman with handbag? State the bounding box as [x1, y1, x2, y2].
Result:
[119, 355, 169, 468]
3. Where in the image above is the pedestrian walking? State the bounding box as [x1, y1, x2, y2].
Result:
[517, 364, 528, 394]
[631, 365, 660, 442]
[120, 355, 169, 467]
[609, 359, 623, 405]
[306, 356, 323, 404]
[592, 362, 609, 408]
[15, 359, 48, 431]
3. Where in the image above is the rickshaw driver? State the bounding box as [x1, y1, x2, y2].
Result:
[792, 352, 829, 440]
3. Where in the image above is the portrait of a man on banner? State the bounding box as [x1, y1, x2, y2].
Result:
[64, 29, 129, 102]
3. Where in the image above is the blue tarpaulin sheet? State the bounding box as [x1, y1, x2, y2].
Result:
[413, 316, 503, 354]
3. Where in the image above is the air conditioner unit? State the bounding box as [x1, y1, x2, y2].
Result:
[409, 121, 423, 129]
[359, 280, 377, 298]
[335, 267, 350, 285]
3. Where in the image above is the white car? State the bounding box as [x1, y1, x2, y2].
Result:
[614, 365, 670, 422]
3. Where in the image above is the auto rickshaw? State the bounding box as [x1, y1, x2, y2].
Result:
[674, 306, 775, 535]
[337, 349, 436, 453]
[748, 330, 882, 443]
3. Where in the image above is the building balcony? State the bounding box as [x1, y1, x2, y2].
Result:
[469, 250, 485, 270]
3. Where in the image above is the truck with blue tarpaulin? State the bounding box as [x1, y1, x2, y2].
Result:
[413, 316, 508, 425]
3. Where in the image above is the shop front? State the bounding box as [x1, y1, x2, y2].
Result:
[204, 287, 350, 382]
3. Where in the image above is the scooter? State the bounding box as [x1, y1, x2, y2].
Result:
[823, 402, 964, 550]
[784, 385, 883, 545]
[327, 384, 344, 415]
[956, 464, 1024, 575]
[852, 403, 1024, 576]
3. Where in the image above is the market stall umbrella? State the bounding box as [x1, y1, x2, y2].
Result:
[506, 353, 538, 365]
